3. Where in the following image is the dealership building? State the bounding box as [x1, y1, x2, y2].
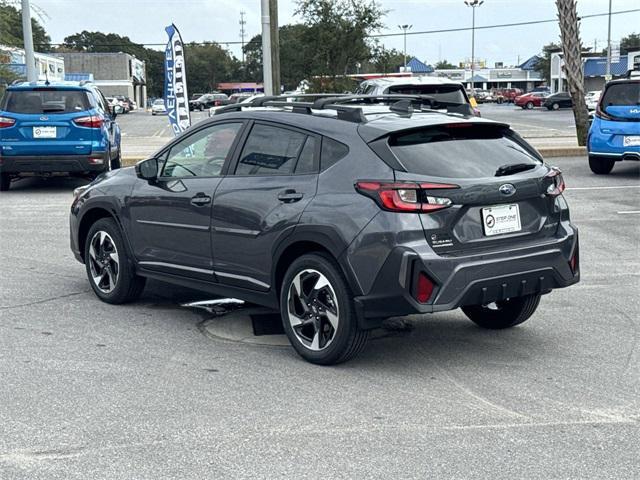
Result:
[57, 52, 147, 106]
[550, 51, 640, 93]
[0, 45, 65, 83]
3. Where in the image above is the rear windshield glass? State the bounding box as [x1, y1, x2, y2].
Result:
[389, 125, 542, 179]
[386, 85, 467, 105]
[601, 82, 640, 106]
[2, 89, 91, 114]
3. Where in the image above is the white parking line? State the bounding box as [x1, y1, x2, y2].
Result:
[617, 210, 640, 214]
[566, 185, 640, 190]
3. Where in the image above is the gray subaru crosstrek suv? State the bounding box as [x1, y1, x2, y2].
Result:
[70, 95, 579, 365]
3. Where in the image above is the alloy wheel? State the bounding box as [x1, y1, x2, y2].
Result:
[88, 231, 120, 293]
[287, 269, 339, 351]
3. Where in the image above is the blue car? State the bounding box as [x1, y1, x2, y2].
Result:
[0, 81, 121, 191]
[588, 72, 640, 174]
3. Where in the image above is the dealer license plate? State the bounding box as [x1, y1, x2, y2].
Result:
[623, 136, 640, 147]
[482, 204, 521, 236]
[33, 126, 57, 139]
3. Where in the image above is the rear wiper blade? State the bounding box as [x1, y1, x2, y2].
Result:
[495, 163, 536, 177]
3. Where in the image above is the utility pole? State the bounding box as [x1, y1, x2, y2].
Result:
[269, 0, 280, 93]
[260, 0, 280, 95]
[239, 11, 247, 65]
[21, 0, 37, 82]
[464, 0, 484, 90]
[606, 0, 612, 80]
[398, 24, 412, 70]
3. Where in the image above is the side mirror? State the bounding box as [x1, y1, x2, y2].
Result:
[107, 104, 118, 120]
[135, 157, 159, 181]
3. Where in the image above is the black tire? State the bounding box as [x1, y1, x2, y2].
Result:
[84, 218, 145, 304]
[589, 156, 615, 175]
[462, 293, 541, 330]
[110, 147, 122, 170]
[0, 174, 11, 192]
[280, 252, 369, 365]
[526, 101, 534, 109]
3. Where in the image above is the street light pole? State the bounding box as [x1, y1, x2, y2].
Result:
[260, 0, 273, 95]
[606, 0, 612, 79]
[398, 24, 412, 70]
[464, 0, 484, 90]
[21, 0, 37, 82]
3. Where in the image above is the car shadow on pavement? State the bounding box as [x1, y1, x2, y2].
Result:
[4, 176, 89, 192]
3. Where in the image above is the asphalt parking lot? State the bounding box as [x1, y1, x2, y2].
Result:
[1, 157, 639, 479]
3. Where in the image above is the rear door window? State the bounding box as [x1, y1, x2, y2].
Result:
[235, 124, 308, 176]
[601, 82, 640, 106]
[388, 124, 542, 179]
[2, 89, 91, 114]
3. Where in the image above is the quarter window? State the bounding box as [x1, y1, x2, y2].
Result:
[320, 137, 349, 171]
[236, 124, 307, 176]
[161, 122, 242, 178]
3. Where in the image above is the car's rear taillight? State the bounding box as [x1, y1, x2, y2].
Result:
[0, 116, 16, 128]
[355, 181, 458, 213]
[73, 115, 103, 128]
[415, 272, 435, 303]
[545, 167, 565, 197]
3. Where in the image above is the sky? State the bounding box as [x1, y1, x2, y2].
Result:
[30, 0, 640, 67]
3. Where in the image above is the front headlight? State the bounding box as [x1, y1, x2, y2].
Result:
[73, 185, 88, 198]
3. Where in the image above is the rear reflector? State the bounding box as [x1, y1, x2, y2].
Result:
[355, 180, 458, 213]
[0, 116, 16, 128]
[73, 115, 103, 128]
[569, 243, 579, 275]
[415, 272, 435, 303]
[88, 157, 104, 165]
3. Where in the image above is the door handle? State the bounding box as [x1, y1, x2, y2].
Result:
[190, 192, 212, 206]
[278, 189, 304, 203]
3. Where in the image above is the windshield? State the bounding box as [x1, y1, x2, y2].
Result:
[153, 99, 164, 105]
[386, 84, 467, 105]
[388, 125, 542, 179]
[601, 82, 640, 106]
[2, 89, 91, 114]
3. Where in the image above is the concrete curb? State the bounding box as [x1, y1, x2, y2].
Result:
[537, 147, 586, 158]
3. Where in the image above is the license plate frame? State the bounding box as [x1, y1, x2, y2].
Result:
[482, 204, 522, 237]
[623, 136, 640, 147]
[33, 126, 57, 139]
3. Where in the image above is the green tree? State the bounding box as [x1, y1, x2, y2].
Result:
[620, 32, 639, 54]
[0, 1, 50, 50]
[366, 45, 406, 74]
[295, 0, 386, 92]
[434, 59, 457, 69]
[183, 42, 241, 94]
[534, 42, 561, 83]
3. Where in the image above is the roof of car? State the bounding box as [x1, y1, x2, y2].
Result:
[210, 106, 507, 143]
[361, 76, 464, 87]
[7, 81, 95, 91]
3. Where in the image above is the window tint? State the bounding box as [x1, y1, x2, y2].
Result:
[295, 136, 317, 174]
[388, 125, 541, 179]
[320, 137, 349, 171]
[386, 85, 467, 105]
[2, 89, 91, 114]
[601, 82, 640, 106]
[236, 124, 306, 176]
[162, 122, 242, 178]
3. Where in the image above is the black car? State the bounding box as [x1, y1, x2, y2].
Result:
[70, 95, 580, 364]
[189, 93, 229, 111]
[544, 92, 573, 110]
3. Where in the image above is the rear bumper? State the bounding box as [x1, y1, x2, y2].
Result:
[588, 150, 640, 161]
[354, 227, 579, 329]
[0, 153, 108, 175]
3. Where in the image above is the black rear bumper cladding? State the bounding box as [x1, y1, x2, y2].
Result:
[354, 235, 579, 330]
[0, 154, 108, 174]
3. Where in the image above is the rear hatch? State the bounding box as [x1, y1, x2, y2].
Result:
[384, 123, 564, 255]
[0, 87, 96, 156]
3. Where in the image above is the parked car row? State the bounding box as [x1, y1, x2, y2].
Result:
[189, 93, 229, 111]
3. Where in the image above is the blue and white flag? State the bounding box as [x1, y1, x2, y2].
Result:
[164, 24, 190, 135]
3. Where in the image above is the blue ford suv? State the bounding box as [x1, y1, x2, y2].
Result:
[588, 72, 640, 174]
[0, 81, 121, 190]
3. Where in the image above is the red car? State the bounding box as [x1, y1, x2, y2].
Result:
[515, 92, 548, 109]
